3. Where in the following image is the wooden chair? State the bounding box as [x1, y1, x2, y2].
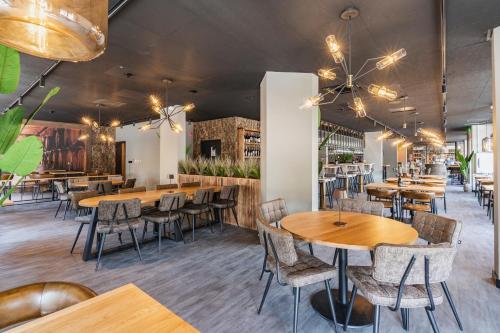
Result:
[54, 181, 70, 219]
[422, 182, 446, 213]
[69, 190, 99, 253]
[399, 191, 436, 221]
[367, 188, 398, 218]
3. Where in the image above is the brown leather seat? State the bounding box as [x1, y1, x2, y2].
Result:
[0, 282, 96, 329]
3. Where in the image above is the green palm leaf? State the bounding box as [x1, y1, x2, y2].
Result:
[0, 45, 20, 93]
[0, 106, 24, 154]
[0, 136, 43, 176]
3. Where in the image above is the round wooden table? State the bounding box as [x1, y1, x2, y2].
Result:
[281, 211, 418, 329]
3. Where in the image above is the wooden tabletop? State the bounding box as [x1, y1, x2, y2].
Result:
[385, 177, 445, 184]
[366, 182, 445, 193]
[6, 284, 199, 333]
[79, 186, 222, 208]
[281, 211, 418, 251]
[49, 171, 85, 175]
[71, 180, 124, 188]
[482, 185, 494, 192]
[419, 175, 446, 180]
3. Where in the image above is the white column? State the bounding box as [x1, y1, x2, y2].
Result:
[492, 26, 500, 288]
[159, 109, 186, 184]
[383, 138, 399, 178]
[364, 131, 383, 182]
[260, 72, 318, 213]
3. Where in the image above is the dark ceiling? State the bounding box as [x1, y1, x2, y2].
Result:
[1, 0, 499, 141]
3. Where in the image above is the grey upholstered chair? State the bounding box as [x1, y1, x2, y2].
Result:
[345, 243, 457, 333]
[54, 181, 70, 219]
[142, 192, 187, 253]
[70, 190, 99, 254]
[180, 181, 201, 188]
[95, 199, 143, 271]
[156, 184, 179, 190]
[180, 188, 214, 241]
[412, 212, 463, 330]
[88, 180, 113, 195]
[211, 185, 239, 232]
[258, 198, 314, 281]
[118, 186, 146, 194]
[256, 217, 339, 333]
[366, 188, 398, 218]
[121, 178, 136, 189]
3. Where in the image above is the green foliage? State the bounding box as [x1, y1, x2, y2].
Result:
[455, 149, 474, 181]
[23, 87, 60, 129]
[0, 136, 43, 176]
[338, 152, 354, 163]
[178, 157, 260, 179]
[0, 45, 20, 93]
[0, 106, 24, 154]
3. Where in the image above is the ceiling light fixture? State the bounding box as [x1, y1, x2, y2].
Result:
[377, 130, 393, 141]
[0, 1, 108, 61]
[392, 138, 405, 146]
[141, 79, 195, 133]
[301, 7, 406, 118]
[79, 104, 118, 143]
[39, 75, 45, 88]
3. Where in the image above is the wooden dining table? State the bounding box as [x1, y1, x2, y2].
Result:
[366, 182, 445, 193]
[385, 177, 445, 185]
[78, 186, 221, 261]
[71, 179, 124, 188]
[281, 211, 418, 328]
[6, 284, 199, 333]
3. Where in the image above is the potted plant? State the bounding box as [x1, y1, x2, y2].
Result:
[455, 150, 474, 192]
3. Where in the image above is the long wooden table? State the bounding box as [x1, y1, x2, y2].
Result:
[281, 211, 418, 328]
[6, 284, 199, 333]
[385, 177, 445, 185]
[79, 186, 221, 261]
[366, 182, 445, 193]
[72, 180, 124, 188]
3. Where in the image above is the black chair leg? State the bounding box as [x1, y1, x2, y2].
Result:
[142, 221, 148, 243]
[324, 280, 338, 333]
[118, 232, 123, 245]
[344, 285, 358, 331]
[231, 206, 239, 226]
[95, 233, 106, 271]
[130, 228, 143, 261]
[55, 200, 63, 218]
[70, 223, 84, 254]
[401, 308, 409, 331]
[441, 282, 463, 331]
[175, 219, 186, 244]
[191, 215, 196, 241]
[373, 305, 381, 333]
[332, 248, 339, 266]
[370, 250, 374, 263]
[219, 208, 224, 232]
[257, 272, 274, 314]
[443, 195, 447, 213]
[308, 243, 314, 256]
[293, 287, 300, 333]
[259, 254, 267, 281]
[158, 223, 162, 254]
[425, 308, 440, 333]
[63, 200, 70, 220]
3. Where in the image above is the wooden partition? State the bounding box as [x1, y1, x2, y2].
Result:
[178, 174, 260, 230]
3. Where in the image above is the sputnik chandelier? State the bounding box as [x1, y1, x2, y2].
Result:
[79, 104, 120, 143]
[302, 7, 407, 118]
[141, 79, 195, 133]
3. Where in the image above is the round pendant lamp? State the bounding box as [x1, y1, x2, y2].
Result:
[0, 0, 108, 61]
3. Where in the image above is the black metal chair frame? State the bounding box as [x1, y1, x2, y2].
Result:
[182, 190, 214, 242]
[257, 231, 339, 333]
[213, 186, 239, 232]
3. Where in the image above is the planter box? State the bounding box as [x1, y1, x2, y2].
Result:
[178, 174, 261, 230]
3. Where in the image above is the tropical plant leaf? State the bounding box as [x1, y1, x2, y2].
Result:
[0, 136, 43, 176]
[319, 128, 338, 151]
[22, 87, 60, 129]
[0, 45, 20, 94]
[0, 106, 24, 154]
[0, 176, 22, 206]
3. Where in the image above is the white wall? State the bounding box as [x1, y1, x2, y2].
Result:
[364, 131, 383, 182]
[260, 71, 318, 213]
[116, 122, 160, 190]
[159, 109, 186, 184]
[383, 138, 399, 178]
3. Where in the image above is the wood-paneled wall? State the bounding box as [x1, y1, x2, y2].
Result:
[178, 174, 260, 230]
[192, 117, 259, 160]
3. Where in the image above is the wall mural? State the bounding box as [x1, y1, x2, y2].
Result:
[20, 124, 87, 171]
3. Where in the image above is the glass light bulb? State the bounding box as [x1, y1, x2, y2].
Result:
[150, 95, 161, 106]
[300, 94, 324, 109]
[376, 48, 407, 70]
[392, 138, 405, 146]
[81, 117, 91, 125]
[183, 103, 195, 112]
[401, 142, 412, 148]
[367, 84, 398, 101]
[353, 97, 367, 117]
[107, 136, 114, 143]
[318, 68, 336, 81]
[110, 120, 120, 127]
[325, 35, 344, 63]
[377, 131, 393, 141]
[100, 134, 107, 141]
[78, 134, 89, 141]
[172, 123, 183, 133]
[140, 124, 151, 131]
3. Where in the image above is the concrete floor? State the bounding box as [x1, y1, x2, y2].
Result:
[0, 185, 499, 332]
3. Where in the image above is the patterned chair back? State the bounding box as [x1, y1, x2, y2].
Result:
[118, 186, 146, 194]
[366, 188, 396, 200]
[220, 185, 239, 202]
[122, 178, 136, 189]
[158, 192, 186, 212]
[373, 243, 456, 285]
[256, 216, 298, 267]
[54, 181, 66, 195]
[88, 181, 113, 194]
[259, 198, 288, 227]
[69, 190, 99, 210]
[97, 198, 141, 222]
[192, 188, 214, 205]
[413, 212, 462, 246]
[339, 199, 384, 216]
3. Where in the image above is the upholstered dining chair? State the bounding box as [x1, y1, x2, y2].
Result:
[366, 188, 398, 218]
[121, 178, 136, 189]
[180, 188, 214, 241]
[400, 190, 436, 221]
[331, 199, 384, 266]
[142, 192, 186, 253]
[156, 184, 179, 190]
[256, 217, 339, 333]
[69, 190, 99, 254]
[345, 243, 457, 333]
[95, 198, 143, 271]
[118, 186, 146, 194]
[0, 282, 96, 330]
[54, 181, 70, 219]
[412, 212, 463, 330]
[258, 198, 314, 281]
[88, 180, 113, 195]
[211, 185, 239, 232]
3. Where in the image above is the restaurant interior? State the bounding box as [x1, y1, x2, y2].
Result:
[1, 1, 500, 332]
